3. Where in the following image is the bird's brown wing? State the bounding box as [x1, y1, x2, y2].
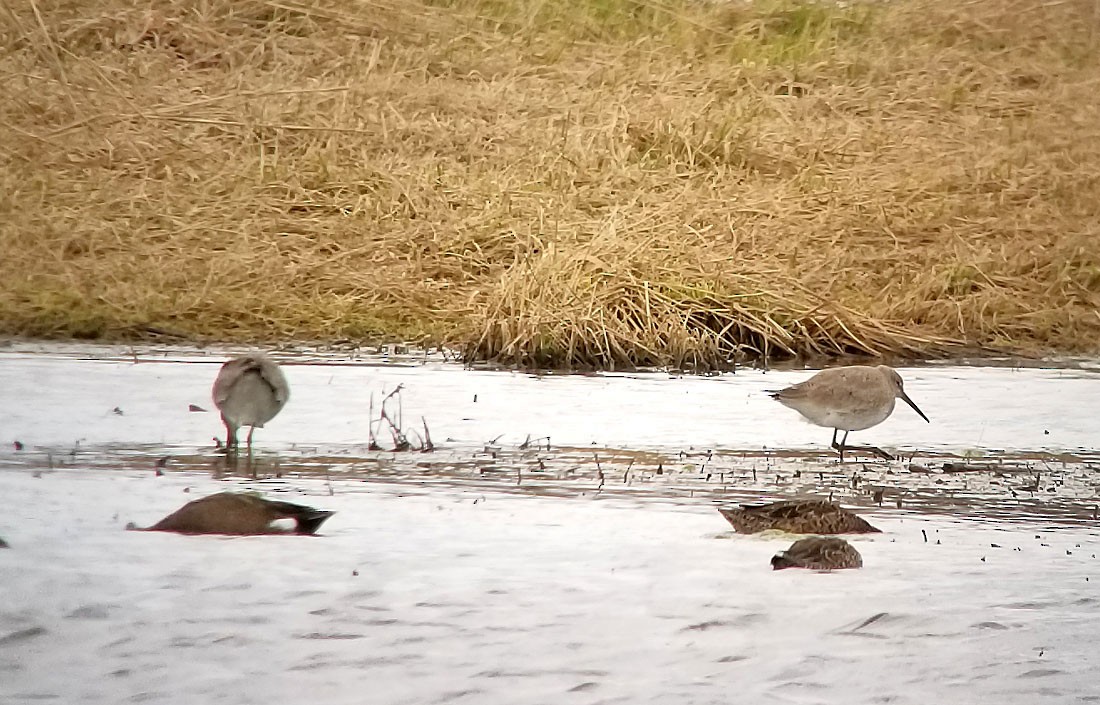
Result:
[743, 500, 829, 520]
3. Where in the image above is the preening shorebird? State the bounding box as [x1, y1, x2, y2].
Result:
[212, 353, 289, 453]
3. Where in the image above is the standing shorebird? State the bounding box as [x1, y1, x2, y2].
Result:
[769, 365, 929, 461]
[212, 353, 289, 454]
[771, 536, 863, 571]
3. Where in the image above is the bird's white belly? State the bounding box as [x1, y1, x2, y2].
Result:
[787, 399, 895, 432]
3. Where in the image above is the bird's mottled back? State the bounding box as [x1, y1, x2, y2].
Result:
[718, 499, 880, 534]
[771, 536, 863, 570]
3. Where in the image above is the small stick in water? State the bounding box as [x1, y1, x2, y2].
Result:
[421, 417, 434, 451]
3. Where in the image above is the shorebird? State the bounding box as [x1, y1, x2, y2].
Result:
[719, 499, 880, 534]
[769, 365, 929, 461]
[771, 536, 863, 571]
[212, 353, 289, 454]
[126, 492, 334, 536]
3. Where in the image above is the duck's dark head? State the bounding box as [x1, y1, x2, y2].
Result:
[770, 551, 795, 570]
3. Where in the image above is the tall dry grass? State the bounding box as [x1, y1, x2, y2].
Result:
[2, 0, 1100, 369]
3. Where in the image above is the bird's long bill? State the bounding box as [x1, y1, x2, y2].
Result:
[900, 391, 930, 423]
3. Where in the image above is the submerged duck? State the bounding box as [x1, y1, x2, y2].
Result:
[212, 353, 290, 452]
[771, 536, 863, 571]
[127, 492, 334, 536]
[718, 499, 880, 534]
[0, 536, 8, 548]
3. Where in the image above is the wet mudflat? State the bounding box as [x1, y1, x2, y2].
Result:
[2, 343, 1100, 703]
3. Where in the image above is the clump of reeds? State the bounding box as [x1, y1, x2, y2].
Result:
[2, 0, 1099, 369]
[463, 227, 961, 369]
[368, 384, 433, 451]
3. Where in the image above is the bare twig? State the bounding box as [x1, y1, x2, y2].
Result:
[367, 392, 380, 451]
[421, 417, 434, 451]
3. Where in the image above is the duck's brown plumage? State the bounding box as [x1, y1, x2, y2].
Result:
[718, 499, 880, 534]
[771, 536, 863, 570]
[128, 492, 334, 536]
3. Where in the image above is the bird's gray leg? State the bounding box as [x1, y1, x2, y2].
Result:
[223, 416, 238, 454]
[831, 429, 848, 462]
[224, 420, 239, 471]
[245, 427, 257, 479]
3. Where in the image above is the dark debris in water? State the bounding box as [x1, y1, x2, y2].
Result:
[7, 442, 1100, 526]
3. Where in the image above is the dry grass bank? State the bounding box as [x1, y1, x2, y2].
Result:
[2, 0, 1100, 369]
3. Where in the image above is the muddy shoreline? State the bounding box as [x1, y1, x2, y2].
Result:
[3, 342, 1099, 527]
[5, 441, 1098, 528]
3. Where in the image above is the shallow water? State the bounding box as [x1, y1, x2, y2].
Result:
[3, 341, 1100, 454]
[3, 470, 1100, 705]
[3, 343, 1100, 703]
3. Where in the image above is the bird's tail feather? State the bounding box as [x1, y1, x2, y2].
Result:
[264, 500, 336, 535]
[293, 510, 335, 535]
